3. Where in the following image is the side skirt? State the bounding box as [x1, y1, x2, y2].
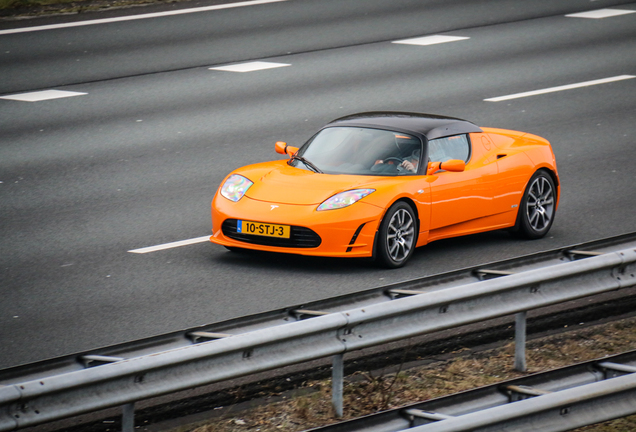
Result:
[427, 210, 518, 243]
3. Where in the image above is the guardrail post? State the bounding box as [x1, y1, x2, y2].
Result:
[515, 311, 527, 372]
[122, 403, 135, 432]
[332, 354, 344, 418]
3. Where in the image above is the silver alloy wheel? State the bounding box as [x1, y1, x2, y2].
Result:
[386, 208, 415, 262]
[525, 175, 555, 232]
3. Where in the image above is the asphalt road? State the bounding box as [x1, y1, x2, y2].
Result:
[1, 0, 635, 369]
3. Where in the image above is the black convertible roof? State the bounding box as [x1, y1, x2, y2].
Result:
[327, 112, 482, 140]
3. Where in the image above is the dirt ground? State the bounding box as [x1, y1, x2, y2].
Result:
[165, 316, 636, 432]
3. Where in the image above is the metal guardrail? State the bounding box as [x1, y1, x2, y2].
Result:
[1, 234, 636, 431]
[309, 350, 636, 432]
[3, 233, 636, 386]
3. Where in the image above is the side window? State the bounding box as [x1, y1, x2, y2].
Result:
[427, 134, 470, 162]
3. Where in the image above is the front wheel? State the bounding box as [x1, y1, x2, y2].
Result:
[516, 170, 557, 239]
[376, 202, 417, 268]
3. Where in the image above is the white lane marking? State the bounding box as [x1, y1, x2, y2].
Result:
[0, 90, 87, 102]
[128, 236, 210, 253]
[209, 61, 291, 73]
[0, 0, 287, 35]
[566, 9, 636, 19]
[484, 75, 636, 102]
[392, 35, 470, 46]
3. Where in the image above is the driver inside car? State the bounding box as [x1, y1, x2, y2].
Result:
[372, 148, 420, 173]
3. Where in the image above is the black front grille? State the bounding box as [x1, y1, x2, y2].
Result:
[222, 219, 322, 248]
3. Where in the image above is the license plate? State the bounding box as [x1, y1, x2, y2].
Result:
[237, 220, 290, 238]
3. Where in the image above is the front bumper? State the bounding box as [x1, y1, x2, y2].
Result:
[210, 194, 385, 258]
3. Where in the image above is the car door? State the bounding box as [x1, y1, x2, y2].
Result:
[427, 134, 500, 233]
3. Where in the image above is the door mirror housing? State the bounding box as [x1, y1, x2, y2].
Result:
[275, 141, 299, 157]
[427, 159, 465, 175]
[441, 159, 465, 172]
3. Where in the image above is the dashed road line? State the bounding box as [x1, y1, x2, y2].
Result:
[484, 75, 635, 102]
[0, 0, 287, 35]
[392, 35, 470, 46]
[566, 9, 636, 19]
[209, 61, 291, 73]
[128, 236, 210, 253]
[0, 90, 87, 102]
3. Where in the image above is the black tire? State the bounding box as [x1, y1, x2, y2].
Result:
[516, 170, 557, 239]
[376, 201, 417, 268]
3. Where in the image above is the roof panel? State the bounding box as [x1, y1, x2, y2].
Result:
[327, 112, 482, 140]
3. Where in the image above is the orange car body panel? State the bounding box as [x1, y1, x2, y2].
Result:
[210, 127, 559, 258]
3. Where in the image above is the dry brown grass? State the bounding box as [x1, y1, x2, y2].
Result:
[174, 317, 636, 432]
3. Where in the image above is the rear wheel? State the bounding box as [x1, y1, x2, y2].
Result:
[516, 170, 556, 239]
[376, 202, 417, 268]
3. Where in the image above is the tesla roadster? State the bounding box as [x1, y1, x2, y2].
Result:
[210, 112, 559, 268]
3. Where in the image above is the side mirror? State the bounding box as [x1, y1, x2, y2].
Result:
[275, 141, 287, 155]
[275, 141, 299, 157]
[427, 159, 465, 175]
[441, 159, 465, 172]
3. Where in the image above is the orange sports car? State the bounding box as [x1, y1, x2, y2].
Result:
[210, 112, 559, 268]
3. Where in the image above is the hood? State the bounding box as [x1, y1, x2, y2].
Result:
[241, 163, 378, 205]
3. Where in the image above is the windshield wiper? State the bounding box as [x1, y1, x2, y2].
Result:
[290, 155, 323, 173]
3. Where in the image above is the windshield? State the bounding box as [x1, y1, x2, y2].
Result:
[291, 127, 423, 175]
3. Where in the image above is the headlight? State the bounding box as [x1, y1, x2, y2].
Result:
[220, 174, 253, 202]
[317, 189, 375, 211]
